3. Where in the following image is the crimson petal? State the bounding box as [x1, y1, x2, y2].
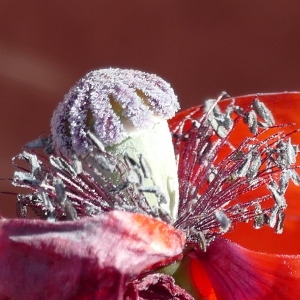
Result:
[0, 210, 185, 299]
[194, 237, 300, 300]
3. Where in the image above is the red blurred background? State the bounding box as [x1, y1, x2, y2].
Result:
[1, 1, 300, 252]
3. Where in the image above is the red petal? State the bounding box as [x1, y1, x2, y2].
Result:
[194, 237, 300, 300]
[0, 211, 185, 299]
[189, 257, 217, 300]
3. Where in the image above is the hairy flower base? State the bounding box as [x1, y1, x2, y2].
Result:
[0, 211, 185, 299]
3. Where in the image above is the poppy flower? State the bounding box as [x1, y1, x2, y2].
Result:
[1, 68, 300, 299]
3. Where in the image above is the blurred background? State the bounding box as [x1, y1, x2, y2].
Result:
[1, 1, 300, 251]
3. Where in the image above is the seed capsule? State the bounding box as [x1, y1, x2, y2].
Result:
[51, 68, 179, 157]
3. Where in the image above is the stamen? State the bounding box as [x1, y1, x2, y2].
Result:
[215, 210, 231, 232]
[245, 110, 258, 134]
[252, 98, 275, 126]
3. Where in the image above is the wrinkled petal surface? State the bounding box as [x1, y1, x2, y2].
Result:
[125, 273, 194, 300]
[194, 237, 300, 300]
[0, 210, 185, 299]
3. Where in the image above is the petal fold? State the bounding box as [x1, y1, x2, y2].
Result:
[0, 211, 185, 299]
[194, 237, 300, 300]
[125, 273, 194, 300]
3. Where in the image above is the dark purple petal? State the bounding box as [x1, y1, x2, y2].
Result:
[0, 210, 185, 299]
[125, 273, 194, 300]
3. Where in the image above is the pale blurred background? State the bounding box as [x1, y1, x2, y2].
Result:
[1, 1, 300, 220]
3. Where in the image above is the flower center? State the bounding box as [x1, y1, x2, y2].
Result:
[11, 70, 300, 253]
[13, 68, 181, 223]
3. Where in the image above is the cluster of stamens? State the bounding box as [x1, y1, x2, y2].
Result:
[13, 135, 172, 223]
[171, 95, 300, 249]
